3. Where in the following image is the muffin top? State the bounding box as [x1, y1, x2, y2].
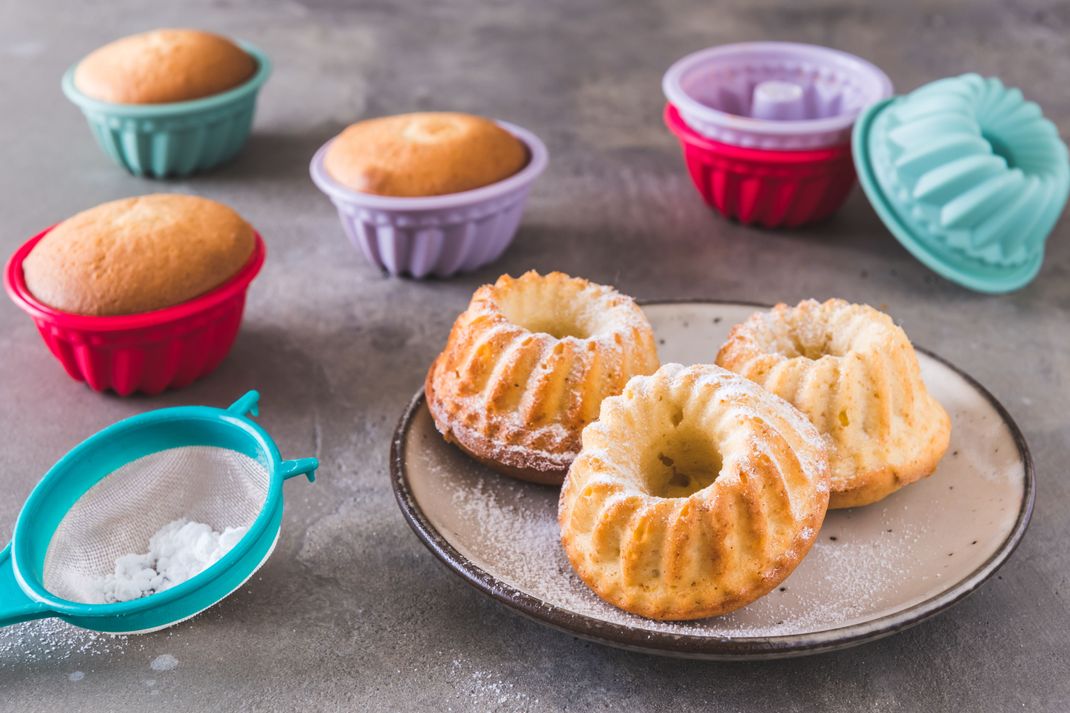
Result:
[74, 29, 256, 104]
[24, 194, 255, 316]
[323, 113, 528, 197]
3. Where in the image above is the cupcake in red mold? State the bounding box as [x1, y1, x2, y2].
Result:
[662, 42, 892, 227]
[5, 194, 264, 396]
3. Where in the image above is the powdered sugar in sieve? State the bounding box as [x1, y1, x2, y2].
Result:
[42, 446, 268, 604]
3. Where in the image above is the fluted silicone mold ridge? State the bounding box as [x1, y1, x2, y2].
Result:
[854, 74, 1070, 293]
[310, 120, 548, 279]
[665, 104, 857, 228]
[61, 43, 270, 179]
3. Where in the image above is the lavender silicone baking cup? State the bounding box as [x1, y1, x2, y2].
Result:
[663, 42, 892, 150]
[310, 121, 548, 279]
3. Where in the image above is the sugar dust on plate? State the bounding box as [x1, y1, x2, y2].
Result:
[88, 519, 247, 604]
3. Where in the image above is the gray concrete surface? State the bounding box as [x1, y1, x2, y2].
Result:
[1, 0, 1068, 710]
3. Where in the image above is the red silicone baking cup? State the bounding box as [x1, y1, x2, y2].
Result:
[665, 104, 857, 228]
[4, 227, 265, 396]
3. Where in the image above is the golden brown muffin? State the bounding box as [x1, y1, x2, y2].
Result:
[24, 194, 255, 316]
[716, 299, 951, 509]
[324, 113, 528, 197]
[425, 272, 660, 485]
[74, 29, 256, 104]
[559, 364, 830, 621]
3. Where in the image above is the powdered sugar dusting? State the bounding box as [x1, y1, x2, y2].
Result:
[149, 653, 178, 672]
[605, 363, 830, 505]
[84, 519, 246, 604]
[441, 453, 926, 638]
[0, 618, 132, 667]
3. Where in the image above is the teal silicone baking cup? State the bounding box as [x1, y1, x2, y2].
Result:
[853, 74, 1069, 293]
[61, 42, 271, 179]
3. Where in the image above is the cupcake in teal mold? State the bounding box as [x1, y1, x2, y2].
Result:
[63, 29, 271, 178]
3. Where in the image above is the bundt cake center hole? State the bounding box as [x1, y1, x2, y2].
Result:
[523, 317, 590, 340]
[794, 343, 830, 359]
[783, 331, 844, 360]
[645, 430, 723, 499]
[498, 293, 597, 340]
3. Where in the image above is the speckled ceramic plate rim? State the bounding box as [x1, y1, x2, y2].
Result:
[390, 300, 1035, 660]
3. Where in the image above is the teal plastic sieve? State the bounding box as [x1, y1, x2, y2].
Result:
[0, 391, 317, 634]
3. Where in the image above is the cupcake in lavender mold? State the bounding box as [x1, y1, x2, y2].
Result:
[310, 112, 549, 279]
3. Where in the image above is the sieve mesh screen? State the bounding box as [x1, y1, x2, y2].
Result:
[42, 446, 270, 603]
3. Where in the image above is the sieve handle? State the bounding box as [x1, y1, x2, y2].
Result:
[0, 544, 50, 628]
[281, 458, 318, 483]
[229, 390, 261, 418]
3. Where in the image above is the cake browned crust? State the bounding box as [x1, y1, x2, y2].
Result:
[74, 29, 256, 104]
[24, 194, 255, 316]
[425, 271, 660, 484]
[716, 299, 951, 509]
[559, 363, 831, 621]
[324, 113, 528, 197]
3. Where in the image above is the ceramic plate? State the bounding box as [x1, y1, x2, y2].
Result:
[391, 301, 1033, 659]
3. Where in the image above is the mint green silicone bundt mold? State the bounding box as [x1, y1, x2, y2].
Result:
[854, 74, 1069, 293]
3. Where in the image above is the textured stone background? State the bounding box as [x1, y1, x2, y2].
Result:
[0, 0, 1067, 710]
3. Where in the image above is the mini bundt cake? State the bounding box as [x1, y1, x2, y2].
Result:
[559, 363, 830, 621]
[425, 271, 660, 485]
[716, 299, 951, 509]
